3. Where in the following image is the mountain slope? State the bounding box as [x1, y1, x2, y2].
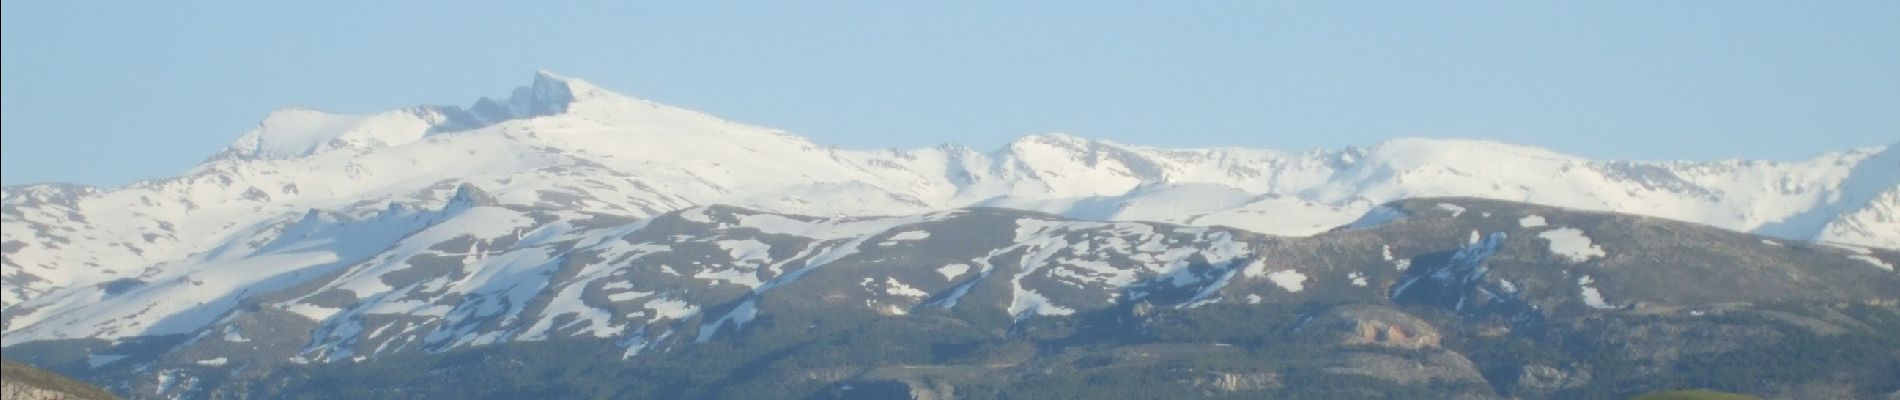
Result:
[3, 71, 1894, 318]
[5, 197, 1896, 399]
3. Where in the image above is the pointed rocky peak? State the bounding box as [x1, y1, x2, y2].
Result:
[462, 70, 581, 124]
[509, 70, 581, 117]
[445, 183, 500, 210]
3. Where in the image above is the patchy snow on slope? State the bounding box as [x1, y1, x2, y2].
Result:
[1519, 215, 1547, 228]
[521, 278, 622, 341]
[644, 297, 699, 320]
[1240, 260, 1269, 278]
[887, 230, 930, 241]
[1437, 203, 1467, 217]
[716, 240, 772, 262]
[1850, 255, 1895, 271]
[1578, 276, 1615, 309]
[1539, 228, 1606, 263]
[607, 290, 653, 303]
[1007, 286, 1075, 320]
[1267, 270, 1307, 293]
[1348, 272, 1368, 287]
[696, 298, 759, 342]
[884, 278, 928, 298]
[937, 263, 971, 280]
[694, 267, 764, 288]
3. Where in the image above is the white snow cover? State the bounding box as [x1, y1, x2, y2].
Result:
[886, 231, 930, 241]
[1578, 276, 1616, 309]
[1519, 215, 1548, 228]
[644, 297, 700, 320]
[1267, 270, 1308, 293]
[3, 71, 1898, 347]
[937, 263, 971, 280]
[883, 278, 928, 298]
[1538, 228, 1607, 263]
[1850, 255, 1894, 271]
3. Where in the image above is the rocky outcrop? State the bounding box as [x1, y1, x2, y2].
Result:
[1298, 304, 1443, 349]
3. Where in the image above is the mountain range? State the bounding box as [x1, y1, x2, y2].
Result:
[2, 72, 1897, 399]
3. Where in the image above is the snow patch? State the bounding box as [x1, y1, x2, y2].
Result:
[937, 263, 971, 280]
[884, 278, 928, 297]
[694, 267, 763, 288]
[1539, 228, 1606, 263]
[1240, 260, 1269, 278]
[1437, 203, 1467, 217]
[1267, 269, 1307, 293]
[887, 230, 930, 241]
[715, 240, 771, 262]
[608, 290, 653, 303]
[1578, 276, 1615, 309]
[1007, 289, 1074, 319]
[1850, 255, 1894, 271]
[286, 303, 343, 322]
[644, 297, 699, 320]
[1518, 215, 1547, 228]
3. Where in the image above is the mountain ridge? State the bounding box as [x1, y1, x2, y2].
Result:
[3, 71, 1896, 317]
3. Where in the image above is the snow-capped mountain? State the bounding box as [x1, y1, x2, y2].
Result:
[3, 71, 1894, 317]
[3, 72, 1899, 398]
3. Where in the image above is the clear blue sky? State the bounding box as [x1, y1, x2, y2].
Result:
[4, 1, 1897, 187]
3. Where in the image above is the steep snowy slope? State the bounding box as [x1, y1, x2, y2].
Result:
[2, 71, 1895, 317]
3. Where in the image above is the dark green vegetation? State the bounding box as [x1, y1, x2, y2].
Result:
[43, 300, 1890, 399]
[8, 198, 1900, 399]
[1, 358, 118, 400]
[1631, 389, 1761, 400]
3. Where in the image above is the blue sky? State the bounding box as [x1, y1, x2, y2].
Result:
[3, 1, 1897, 186]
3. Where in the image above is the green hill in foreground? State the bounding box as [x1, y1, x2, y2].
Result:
[2, 358, 117, 400]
